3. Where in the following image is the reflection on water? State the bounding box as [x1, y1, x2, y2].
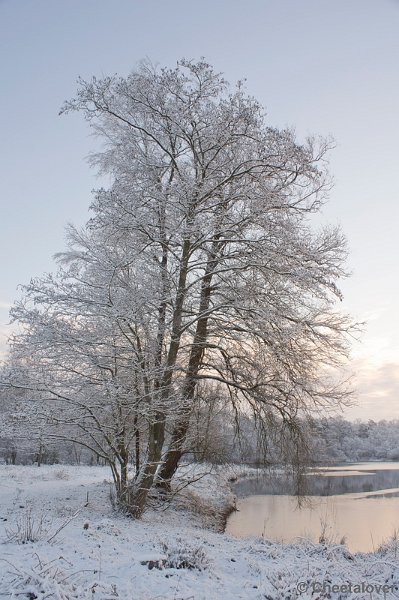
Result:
[233, 462, 399, 497]
[226, 462, 399, 552]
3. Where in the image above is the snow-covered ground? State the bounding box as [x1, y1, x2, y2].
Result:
[0, 464, 398, 599]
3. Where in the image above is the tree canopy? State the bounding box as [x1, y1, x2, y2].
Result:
[2, 59, 354, 516]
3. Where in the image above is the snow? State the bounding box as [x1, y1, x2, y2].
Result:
[0, 465, 398, 599]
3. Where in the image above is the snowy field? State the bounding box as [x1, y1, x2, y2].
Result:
[0, 465, 398, 599]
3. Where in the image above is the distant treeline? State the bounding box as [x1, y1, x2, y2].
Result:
[1, 414, 399, 467]
[310, 417, 399, 463]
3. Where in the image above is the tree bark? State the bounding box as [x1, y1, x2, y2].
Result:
[158, 249, 218, 487]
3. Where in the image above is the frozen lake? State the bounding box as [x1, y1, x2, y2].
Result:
[226, 462, 399, 552]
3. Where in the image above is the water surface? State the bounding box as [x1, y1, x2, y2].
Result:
[226, 462, 399, 552]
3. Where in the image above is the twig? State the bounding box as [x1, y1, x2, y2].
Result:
[47, 506, 83, 542]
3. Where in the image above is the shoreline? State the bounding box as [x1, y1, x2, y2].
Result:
[1, 464, 398, 599]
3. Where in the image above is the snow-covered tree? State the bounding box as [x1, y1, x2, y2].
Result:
[3, 59, 354, 516]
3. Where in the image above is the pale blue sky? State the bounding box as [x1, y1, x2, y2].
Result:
[1, 0, 399, 419]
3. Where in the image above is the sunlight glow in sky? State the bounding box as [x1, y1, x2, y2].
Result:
[1, 0, 399, 420]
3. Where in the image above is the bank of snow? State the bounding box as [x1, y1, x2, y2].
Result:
[0, 464, 398, 599]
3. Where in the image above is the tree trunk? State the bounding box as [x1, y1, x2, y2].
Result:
[134, 414, 140, 476]
[128, 230, 195, 514]
[127, 413, 164, 516]
[157, 415, 192, 490]
[158, 249, 218, 486]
